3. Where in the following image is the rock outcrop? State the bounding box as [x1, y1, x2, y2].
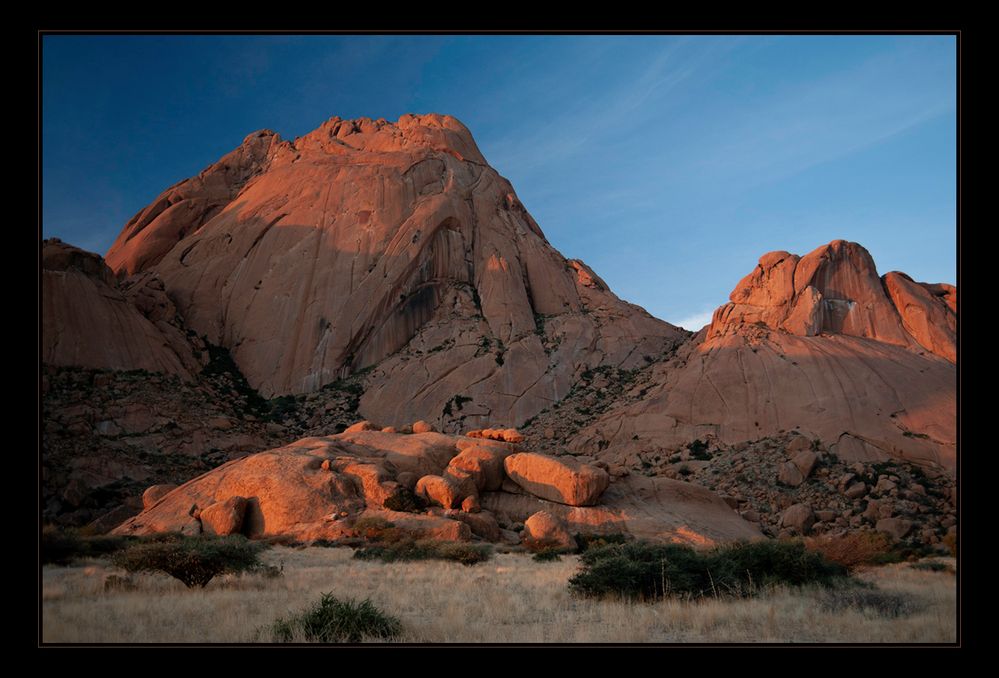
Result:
[42, 239, 202, 378]
[102, 114, 686, 431]
[710, 241, 955, 362]
[113, 429, 760, 546]
[482, 474, 762, 546]
[572, 241, 956, 473]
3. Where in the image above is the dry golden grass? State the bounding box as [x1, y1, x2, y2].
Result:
[41, 547, 956, 644]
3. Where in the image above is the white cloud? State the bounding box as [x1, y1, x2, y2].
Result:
[671, 308, 716, 331]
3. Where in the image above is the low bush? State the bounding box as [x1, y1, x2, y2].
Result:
[270, 593, 402, 643]
[910, 561, 948, 572]
[353, 539, 491, 566]
[568, 539, 847, 601]
[575, 532, 630, 554]
[111, 534, 268, 588]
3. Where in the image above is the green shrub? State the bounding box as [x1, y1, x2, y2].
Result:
[568, 539, 848, 601]
[353, 539, 491, 566]
[270, 593, 402, 643]
[575, 532, 630, 554]
[910, 561, 948, 572]
[42, 526, 132, 565]
[570, 541, 707, 600]
[706, 539, 846, 591]
[111, 534, 267, 588]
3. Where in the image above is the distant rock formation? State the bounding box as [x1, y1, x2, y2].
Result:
[573, 241, 956, 472]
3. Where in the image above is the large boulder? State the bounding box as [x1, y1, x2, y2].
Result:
[412, 420, 435, 434]
[876, 517, 913, 541]
[199, 496, 248, 536]
[523, 510, 575, 551]
[415, 475, 468, 509]
[780, 504, 816, 535]
[446, 445, 512, 492]
[344, 420, 377, 433]
[504, 453, 609, 506]
[449, 509, 501, 541]
[359, 509, 471, 541]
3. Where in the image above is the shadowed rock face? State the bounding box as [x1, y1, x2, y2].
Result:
[572, 241, 956, 473]
[42, 239, 202, 378]
[103, 114, 686, 429]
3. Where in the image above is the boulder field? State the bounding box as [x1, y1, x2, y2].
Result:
[113, 424, 762, 547]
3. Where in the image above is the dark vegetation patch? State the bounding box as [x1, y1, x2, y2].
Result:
[382, 488, 428, 513]
[41, 526, 132, 565]
[353, 539, 492, 566]
[568, 539, 847, 601]
[269, 593, 402, 643]
[110, 533, 268, 588]
[532, 549, 562, 562]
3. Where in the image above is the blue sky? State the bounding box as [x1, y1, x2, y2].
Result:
[42, 35, 956, 329]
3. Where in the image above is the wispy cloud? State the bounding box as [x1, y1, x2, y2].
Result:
[692, 40, 955, 188]
[671, 307, 717, 332]
[483, 38, 735, 177]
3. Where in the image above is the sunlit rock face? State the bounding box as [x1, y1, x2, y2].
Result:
[113, 429, 762, 546]
[104, 114, 687, 429]
[573, 241, 956, 474]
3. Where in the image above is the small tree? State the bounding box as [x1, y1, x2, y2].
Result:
[111, 534, 266, 588]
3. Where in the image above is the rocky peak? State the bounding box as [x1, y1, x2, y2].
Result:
[709, 240, 955, 363]
[104, 129, 288, 277]
[91, 113, 684, 428]
[288, 113, 488, 166]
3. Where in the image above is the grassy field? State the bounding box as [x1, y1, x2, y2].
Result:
[41, 546, 956, 644]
